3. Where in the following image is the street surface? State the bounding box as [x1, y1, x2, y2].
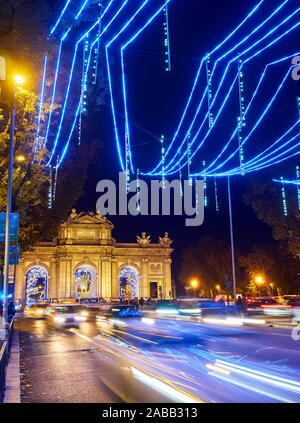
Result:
[16, 315, 300, 403]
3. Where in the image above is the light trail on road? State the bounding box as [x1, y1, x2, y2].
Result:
[17, 315, 300, 403]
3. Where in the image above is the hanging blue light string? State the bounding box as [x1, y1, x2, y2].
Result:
[93, 2, 103, 85]
[163, 2, 171, 72]
[214, 177, 219, 211]
[280, 176, 288, 216]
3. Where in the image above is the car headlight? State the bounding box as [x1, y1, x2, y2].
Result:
[141, 318, 155, 325]
[75, 316, 87, 321]
[53, 316, 66, 323]
[81, 311, 89, 317]
[108, 318, 127, 327]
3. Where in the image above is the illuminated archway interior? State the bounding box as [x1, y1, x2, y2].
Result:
[74, 265, 97, 298]
[26, 266, 48, 305]
[119, 266, 140, 300]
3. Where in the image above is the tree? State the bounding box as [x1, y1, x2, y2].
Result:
[239, 245, 300, 296]
[244, 174, 300, 257]
[179, 237, 246, 297]
[0, 0, 107, 255]
[0, 79, 103, 254]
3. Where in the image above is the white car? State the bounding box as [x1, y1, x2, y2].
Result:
[47, 305, 88, 328]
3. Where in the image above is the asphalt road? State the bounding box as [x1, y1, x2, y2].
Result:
[16, 315, 300, 403]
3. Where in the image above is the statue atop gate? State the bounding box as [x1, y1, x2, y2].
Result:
[137, 232, 151, 248]
[159, 232, 173, 248]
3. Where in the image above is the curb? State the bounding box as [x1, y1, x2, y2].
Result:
[4, 328, 21, 403]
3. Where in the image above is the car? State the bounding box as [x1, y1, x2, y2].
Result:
[24, 302, 49, 318]
[78, 298, 99, 304]
[248, 297, 278, 308]
[283, 295, 300, 305]
[96, 305, 144, 328]
[109, 298, 121, 304]
[155, 300, 179, 315]
[194, 299, 227, 316]
[47, 305, 88, 328]
[15, 303, 24, 312]
[287, 298, 300, 307]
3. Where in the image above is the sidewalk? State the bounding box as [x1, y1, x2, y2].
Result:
[3, 328, 21, 403]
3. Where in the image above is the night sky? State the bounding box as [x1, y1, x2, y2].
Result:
[74, 0, 299, 283]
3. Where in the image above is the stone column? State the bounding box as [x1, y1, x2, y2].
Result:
[65, 256, 72, 299]
[141, 258, 149, 298]
[58, 258, 66, 298]
[49, 258, 58, 299]
[101, 257, 112, 299]
[164, 258, 172, 299]
[15, 259, 25, 302]
[97, 259, 102, 298]
[111, 259, 118, 298]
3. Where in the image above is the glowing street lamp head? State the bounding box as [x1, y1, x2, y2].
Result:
[255, 276, 264, 284]
[191, 280, 198, 288]
[14, 75, 25, 85]
[216, 285, 220, 290]
[16, 155, 25, 162]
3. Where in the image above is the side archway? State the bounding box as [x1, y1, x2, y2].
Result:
[74, 265, 97, 298]
[119, 266, 139, 300]
[25, 266, 48, 305]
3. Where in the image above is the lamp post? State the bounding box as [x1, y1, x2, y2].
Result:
[227, 176, 237, 303]
[0, 75, 24, 340]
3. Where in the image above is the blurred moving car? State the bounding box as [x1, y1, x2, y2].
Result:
[289, 299, 300, 317]
[155, 300, 179, 315]
[15, 303, 24, 312]
[194, 298, 227, 316]
[96, 305, 144, 328]
[47, 305, 88, 328]
[24, 302, 49, 318]
[249, 297, 292, 316]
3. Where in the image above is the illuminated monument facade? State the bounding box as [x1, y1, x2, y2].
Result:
[14, 210, 173, 304]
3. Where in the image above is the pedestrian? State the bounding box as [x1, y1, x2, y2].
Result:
[8, 301, 15, 321]
[241, 294, 248, 317]
[139, 297, 144, 307]
[236, 296, 242, 315]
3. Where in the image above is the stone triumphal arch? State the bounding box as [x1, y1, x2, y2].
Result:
[14, 210, 174, 302]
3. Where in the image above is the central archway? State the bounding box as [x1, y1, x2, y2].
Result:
[119, 266, 139, 300]
[74, 265, 96, 299]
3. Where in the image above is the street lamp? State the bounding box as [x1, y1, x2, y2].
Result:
[0, 74, 25, 340]
[255, 275, 264, 297]
[190, 280, 198, 298]
[14, 75, 25, 85]
[16, 155, 26, 162]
